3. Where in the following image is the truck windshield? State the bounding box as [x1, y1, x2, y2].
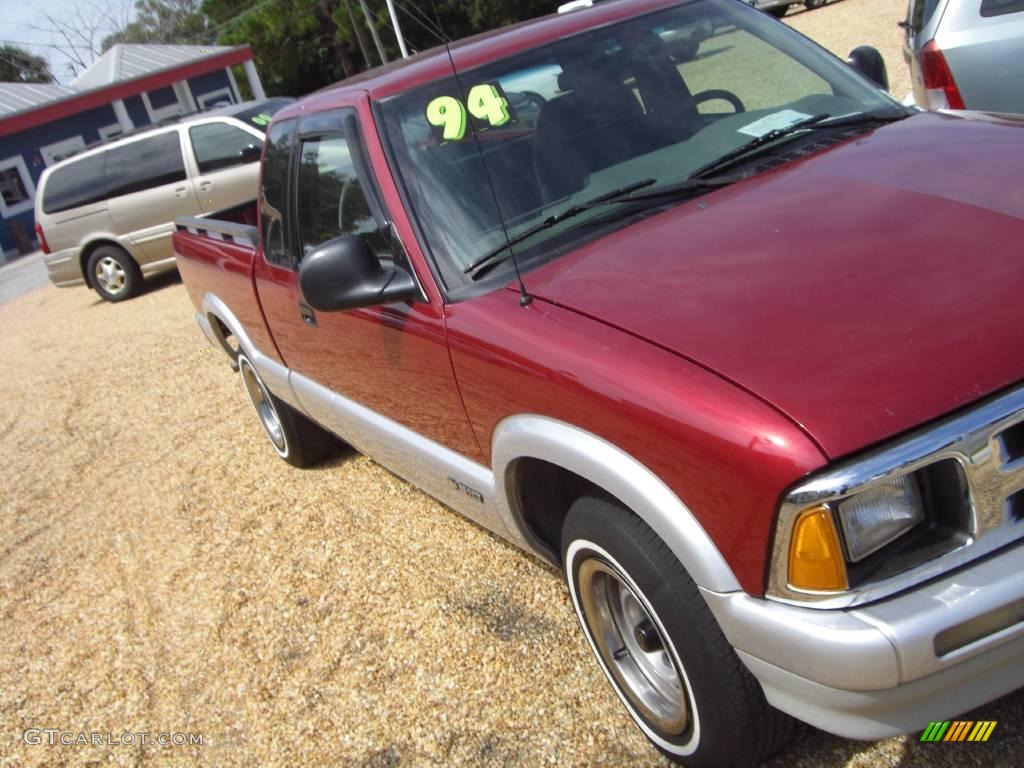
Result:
[377, 0, 903, 291]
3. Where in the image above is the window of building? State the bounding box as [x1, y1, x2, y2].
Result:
[198, 87, 235, 109]
[0, 156, 35, 217]
[40, 136, 86, 167]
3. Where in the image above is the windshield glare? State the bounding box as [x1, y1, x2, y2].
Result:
[378, 0, 902, 290]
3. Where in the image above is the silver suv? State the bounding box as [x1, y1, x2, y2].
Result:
[903, 0, 1024, 112]
[35, 98, 290, 302]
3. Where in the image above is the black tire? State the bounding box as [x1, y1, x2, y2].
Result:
[804, 0, 826, 8]
[238, 354, 337, 467]
[86, 245, 142, 302]
[562, 497, 795, 767]
[768, 6, 789, 17]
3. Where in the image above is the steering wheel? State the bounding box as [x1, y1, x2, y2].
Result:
[687, 89, 746, 114]
[653, 89, 746, 141]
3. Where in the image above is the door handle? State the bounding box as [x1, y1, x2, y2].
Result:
[298, 301, 317, 327]
[197, 179, 214, 191]
[174, 186, 189, 198]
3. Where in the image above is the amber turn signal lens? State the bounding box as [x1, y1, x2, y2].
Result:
[788, 505, 848, 592]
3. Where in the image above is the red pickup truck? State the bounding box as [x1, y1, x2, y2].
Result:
[173, 0, 1024, 764]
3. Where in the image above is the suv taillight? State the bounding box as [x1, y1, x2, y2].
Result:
[920, 40, 965, 110]
[34, 221, 50, 255]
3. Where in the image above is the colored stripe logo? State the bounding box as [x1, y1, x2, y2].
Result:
[920, 721, 997, 742]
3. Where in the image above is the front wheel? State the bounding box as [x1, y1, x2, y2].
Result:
[238, 354, 337, 467]
[804, 0, 826, 8]
[562, 497, 795, 767]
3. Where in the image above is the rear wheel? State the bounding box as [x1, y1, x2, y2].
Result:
[562, 497, 795, 767]
[804, 0, 826, 9]
[87, 245, 141, 302]
[238, 354, 337, 467]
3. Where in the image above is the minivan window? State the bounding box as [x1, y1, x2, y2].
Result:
[189, 123, 261, 173]
[980, 0, 1024, 16]
[104, 132, 186, 199]
[42, 154, 106, 214]
[261, 119, 295, 268]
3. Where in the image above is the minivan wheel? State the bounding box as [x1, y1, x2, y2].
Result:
[562, 497, 795, 767]
[238, 354, 337, 468]
[87, 245, 142, 302]
[804, 0, 826, 9]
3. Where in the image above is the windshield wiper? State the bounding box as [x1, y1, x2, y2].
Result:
[464, 178, 657, 279]
[687, 112, 830, 180]
[688, 110, 909, 181]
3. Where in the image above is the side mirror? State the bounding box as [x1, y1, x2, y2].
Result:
[240, 144, 262, 163]
[847, 46, 889, 91]
[298, 235, 417, 312]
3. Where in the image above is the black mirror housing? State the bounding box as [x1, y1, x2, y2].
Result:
[299, 235, 417, 312]
[240, 144, 262, 163]
[847, 46, 889, 91]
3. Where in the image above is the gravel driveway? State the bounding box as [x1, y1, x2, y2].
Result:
[1, 3, 1020, 766]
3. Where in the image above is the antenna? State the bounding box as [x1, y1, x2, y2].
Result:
[443, 44, 533, 307]
[397, 0, 532, 306]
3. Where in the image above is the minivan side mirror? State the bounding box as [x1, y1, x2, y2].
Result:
[847, 46, 889, 91]
[240, 144, 262, 163]
[298, 235, 417, 312]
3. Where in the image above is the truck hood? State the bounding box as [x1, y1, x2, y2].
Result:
[524, 111, 1024, 459]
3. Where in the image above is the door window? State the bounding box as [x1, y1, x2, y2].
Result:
[104, 132, 187, 199]
[189, 122, 261, 174]
[295, 135, 390, 262]
[260, 119, 295, 268]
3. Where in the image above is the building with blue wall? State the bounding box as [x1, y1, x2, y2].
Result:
[0, 44, 264, 262]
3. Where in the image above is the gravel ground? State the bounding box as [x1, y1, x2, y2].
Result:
[785, 0, 913, 101]
[0, 3, 1019, 766]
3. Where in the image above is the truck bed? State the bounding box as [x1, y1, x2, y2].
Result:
[172, 199, 281, 364]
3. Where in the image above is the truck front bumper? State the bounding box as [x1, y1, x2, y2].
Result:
[702, 541, 1024, 739]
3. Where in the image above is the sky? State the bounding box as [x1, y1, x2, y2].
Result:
[1, 0, 134, 84]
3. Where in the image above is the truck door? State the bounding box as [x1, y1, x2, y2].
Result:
[254, 105, 483, 464]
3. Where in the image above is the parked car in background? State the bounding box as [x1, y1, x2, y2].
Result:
[173, 0, 1024, 764]
[748, 0, 827, 19]
[903, 0, 1024, 111]
[35, 98, 292, 302]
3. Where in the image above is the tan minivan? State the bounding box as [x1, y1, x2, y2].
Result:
[35, 98, 291, 301]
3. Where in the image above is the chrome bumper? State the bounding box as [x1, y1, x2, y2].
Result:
[703, 541, 1024, 738]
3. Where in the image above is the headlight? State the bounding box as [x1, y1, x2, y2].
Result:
[836, 475, 925, 562]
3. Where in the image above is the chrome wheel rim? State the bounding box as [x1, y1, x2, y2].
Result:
[240, 360, 286, 452]
[94, 256, 127, 295]
[577, 557, 688, 734]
